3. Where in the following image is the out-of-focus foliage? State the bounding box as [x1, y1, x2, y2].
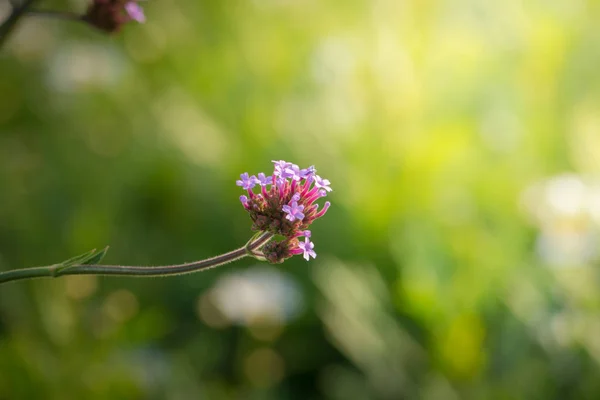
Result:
[2, 0, 600, 398]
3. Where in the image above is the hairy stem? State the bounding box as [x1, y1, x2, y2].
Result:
[0, 232, 274, 284]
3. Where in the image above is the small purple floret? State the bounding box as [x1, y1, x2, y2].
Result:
[272, 160, 292, 177]
[282, 201, 305, 222]
[286, 164, 303, 181]
[256, 173, 270, 187]
[298, 237, 317, 261]
[314, 175, 332, 192]
[280, 167, 295, 180]
[125, 1, 145, 23]
[275, 177, 287, 187]
[300, 166, 316, 179]
[236, 173, 258, 190]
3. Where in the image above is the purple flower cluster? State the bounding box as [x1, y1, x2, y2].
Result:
[237, 160, 331, 263]
[84, 0, 145, 33]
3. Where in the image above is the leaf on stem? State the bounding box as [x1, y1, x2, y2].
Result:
[54, 246, 109, 273]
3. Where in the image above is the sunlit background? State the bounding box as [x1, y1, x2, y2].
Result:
[2, 0, 600, 398]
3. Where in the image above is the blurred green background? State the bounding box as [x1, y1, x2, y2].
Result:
[2, 0, 600, 399]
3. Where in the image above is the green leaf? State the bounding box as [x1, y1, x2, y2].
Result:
[58, 248, 97, 268]
[81, 246, 109, 265]
[54, 246, 109, 273]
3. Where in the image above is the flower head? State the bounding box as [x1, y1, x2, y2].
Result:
[237, 161, 331, 262]
[84, 0, 146, 33]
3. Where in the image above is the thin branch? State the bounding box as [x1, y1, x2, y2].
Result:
[0, 232, 274, 284]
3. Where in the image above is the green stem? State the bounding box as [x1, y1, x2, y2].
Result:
[0, 232, 274, 284]
[0, 0, 38, 48]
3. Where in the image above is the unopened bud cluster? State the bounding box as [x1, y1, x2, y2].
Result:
[237, 160, 331, 263]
